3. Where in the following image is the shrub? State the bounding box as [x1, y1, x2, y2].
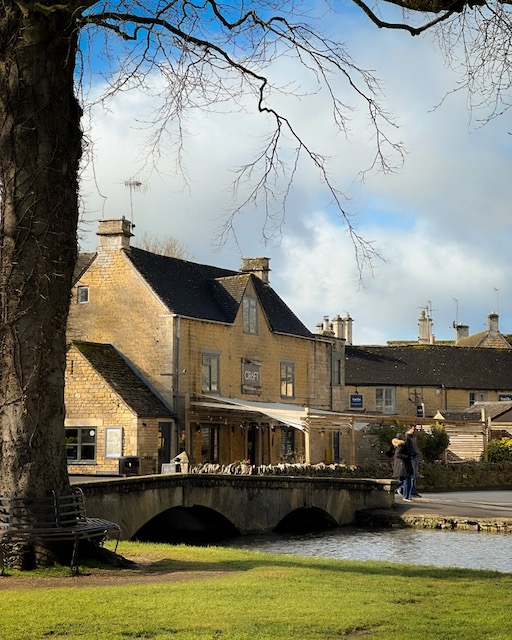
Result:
[368, 425, 401, 454]
[416, 424, 450, 462]
[485, 437, 512, 463]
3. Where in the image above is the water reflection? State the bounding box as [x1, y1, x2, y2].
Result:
[219, 527, 512, 573]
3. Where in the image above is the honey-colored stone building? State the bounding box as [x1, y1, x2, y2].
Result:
[344, 343, 512, 459]
[66, 218, 353, 475]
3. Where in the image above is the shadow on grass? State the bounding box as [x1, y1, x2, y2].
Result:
[105, 544, 511, 583]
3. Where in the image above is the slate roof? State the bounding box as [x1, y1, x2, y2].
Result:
[443, 401, 512, 422]
[345, 345, 512, 390]
[72, 341, 174, 418]
[127, 247, 312, 338]
[73, 252, 96, 283]
[456, 331, 512, 348]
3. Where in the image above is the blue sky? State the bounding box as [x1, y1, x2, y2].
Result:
[77, 3, 512, 344]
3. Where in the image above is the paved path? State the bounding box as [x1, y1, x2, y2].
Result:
[394, 489, 512, 519]
[357, 489, 512, 531]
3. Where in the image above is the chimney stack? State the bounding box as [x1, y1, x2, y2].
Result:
[97, 217, 133, 251]
[241, 257, 270, 284]
[418, 309, 433, 344]
[488, 312, 499, 335]
[454, 323, 469, 344]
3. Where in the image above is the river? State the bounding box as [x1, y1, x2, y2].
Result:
[218, 526, 512, 573]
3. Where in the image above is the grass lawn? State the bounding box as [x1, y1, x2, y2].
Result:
[0, 541, 511, 639]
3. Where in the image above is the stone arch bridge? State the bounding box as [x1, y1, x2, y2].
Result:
[78, 474, 394, 540]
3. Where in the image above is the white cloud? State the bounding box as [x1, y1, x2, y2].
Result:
[78, 10, 512, 344]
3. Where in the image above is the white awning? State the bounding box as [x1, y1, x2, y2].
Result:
[193, 396, 353, 432]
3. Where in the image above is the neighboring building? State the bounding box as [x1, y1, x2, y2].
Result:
[344, 344, 512, 419]
[390, 309, 512, 348]
[66, 218, 352, 475]
[454, 312, 512, 348]
[344, 344, 512, 461]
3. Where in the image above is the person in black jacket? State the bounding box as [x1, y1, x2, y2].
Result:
[405, 425, 421, 497]
[392, 434, 414, 501]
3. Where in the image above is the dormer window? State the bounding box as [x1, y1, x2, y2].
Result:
[77, 286, 89, 304]
[243, 295, 258, 334]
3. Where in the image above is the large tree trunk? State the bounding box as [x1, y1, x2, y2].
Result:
[0, 4, 82, 501]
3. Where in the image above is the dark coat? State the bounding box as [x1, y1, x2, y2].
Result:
[392, 440, 413, 479]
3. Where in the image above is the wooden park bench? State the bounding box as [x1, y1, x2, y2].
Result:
[0, 487, 121, 575]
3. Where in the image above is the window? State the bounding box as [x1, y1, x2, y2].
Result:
[280, 428, 296, 461]
[280, 361, 295, 398]
[201, 426, 219, 463]
[332, 355, 342, 386]
[202, 353, 220, 392]
[243, 295, 258, 334]
[66, 427, 96, 463]
[375, 387, 396, 414]
[77, 286, 89, 304]
[333, 430, 341, 463]
[469, 391, 488, 405]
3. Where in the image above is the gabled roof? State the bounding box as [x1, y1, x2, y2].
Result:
[72, 341, 174, 418]
[443, 401, 512, 422]
[126, 247, 312, 338]
[73, 252, 96, 283]
[456, 331, 512, 349]
[345, 344, 512, 390]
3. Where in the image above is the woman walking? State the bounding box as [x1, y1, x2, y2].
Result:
[392, 433, 414, 501]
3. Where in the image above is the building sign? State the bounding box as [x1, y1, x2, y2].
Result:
[349, 393, 364, 410]
[499, 395, 512, 401]
[242, 359, 261, 395]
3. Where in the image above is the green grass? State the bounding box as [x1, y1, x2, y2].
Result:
[1, 541, 511, 639]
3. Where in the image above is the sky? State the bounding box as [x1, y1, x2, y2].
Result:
[77, 4, 512, 345]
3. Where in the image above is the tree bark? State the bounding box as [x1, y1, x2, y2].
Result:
[0, 4, 82, 498]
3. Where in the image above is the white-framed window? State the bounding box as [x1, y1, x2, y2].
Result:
[242, 295, 258, 334]
[66, 427, 96, 463]
[375, 387, 396, 414]
[77, 285, 89, 304]
[280, 361, 295, 398]
[201, 353, 220, 393]
[469, 391, 488, 405]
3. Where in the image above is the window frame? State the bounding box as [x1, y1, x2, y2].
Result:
[201, 352, 220, 393]
[242, 295, 258, 334]
[469, 391, 488, 405]
[375, 387, 396, 414]
[332, 354, 342, 386]
[77, 285, 89, 304]
[201, 425, 219, 463]
[66, 427, 97, 464]
[280, 361, 295, 398]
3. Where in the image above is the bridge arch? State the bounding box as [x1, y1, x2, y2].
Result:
[134, 505, 240, 543]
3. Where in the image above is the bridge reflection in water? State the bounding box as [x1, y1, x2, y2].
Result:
[78, 474, 394, 543]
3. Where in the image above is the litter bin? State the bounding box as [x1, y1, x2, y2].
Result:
[119, 456, 140, 476]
